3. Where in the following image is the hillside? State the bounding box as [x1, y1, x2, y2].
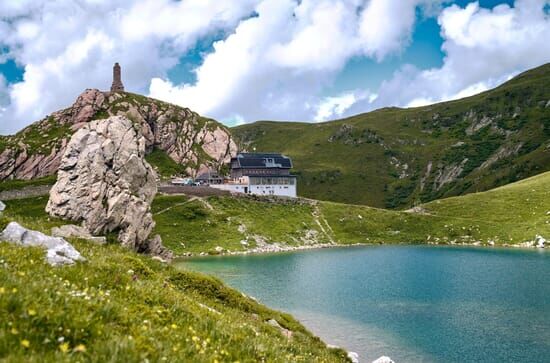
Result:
[0, 89, 237, 181]
[0, 197, 348, 362]
[152, 171, 550, 255]
[233, 63, 550, 208]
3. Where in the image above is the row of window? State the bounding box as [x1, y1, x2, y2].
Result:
[249, 177, 296, 185]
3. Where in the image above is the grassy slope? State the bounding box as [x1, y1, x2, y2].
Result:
[232, 63, 550, 208]
[154, 171, 550, 254]
[145, 148, 186, 179]
[0, 197, 348, 362]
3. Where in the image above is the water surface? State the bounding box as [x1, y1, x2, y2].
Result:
[177, 246, 550, 362]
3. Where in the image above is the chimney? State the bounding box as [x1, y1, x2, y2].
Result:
[110, 62, 125, 92]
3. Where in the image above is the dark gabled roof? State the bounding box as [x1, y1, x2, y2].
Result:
[232, 153, 292, 169]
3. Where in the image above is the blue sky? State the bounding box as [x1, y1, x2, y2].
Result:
[0, 0, 548, 133]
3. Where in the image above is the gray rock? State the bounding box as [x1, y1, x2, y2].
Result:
[535, 235, 546, 248]
[0, 200, 5, 212]
[51, 224, 106, 244]
[0, 222, 84, 266]
[46, 116, 170, 258]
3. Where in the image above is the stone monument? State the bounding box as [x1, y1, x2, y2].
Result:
[110, 62, 125, 92]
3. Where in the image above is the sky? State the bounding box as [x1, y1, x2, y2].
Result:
[0, 0, 549, 134]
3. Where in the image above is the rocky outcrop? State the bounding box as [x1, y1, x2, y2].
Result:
[477, 142, 523, 170]
[0, 89, 237, 180]
[46, 116, 171, 259]
[0, 222, 85, 266]
[432, 159, 468, 191]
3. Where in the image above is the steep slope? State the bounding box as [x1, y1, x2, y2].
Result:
[152, 171, 550, 255]
[233, 63, 550, 208]
[0, 198, 348, 362]
[0, 90, 237, 180]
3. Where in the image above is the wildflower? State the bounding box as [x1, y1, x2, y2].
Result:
[10, 328, 19, 335]
[28, 309, 37, 316]
[20, 339, 30, 348]
[171, 324, 178, 330]
[0, 287, 4, 294]
[12, 288, 17, 293]
[73, 344, 86, 353]
[59, 342, 70, 353]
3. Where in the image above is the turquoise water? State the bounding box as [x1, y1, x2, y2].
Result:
[178, 246, 550, 362]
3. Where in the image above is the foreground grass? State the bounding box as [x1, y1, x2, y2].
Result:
[0, 199, 348, 362]
[154, 171, 550, 254]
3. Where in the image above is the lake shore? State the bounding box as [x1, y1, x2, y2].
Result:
[174, 237, 547, 259]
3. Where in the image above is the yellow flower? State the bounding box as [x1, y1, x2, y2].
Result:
[73, 344, 86, 353]
[0, 287, 5, 294]
[171, 324, 178, 330]
[21, 339, 30, 348]
[28, 309, 37, 316]
[59, 342, 70, 353]
[12, 288, 17, 293]
[10, 328, 19, 335]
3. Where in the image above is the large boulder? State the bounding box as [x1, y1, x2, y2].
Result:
[46, 116, 170, 258]
[0, 222, 84, 266]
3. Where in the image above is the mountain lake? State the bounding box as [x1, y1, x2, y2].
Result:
[177, 245, 550, 362]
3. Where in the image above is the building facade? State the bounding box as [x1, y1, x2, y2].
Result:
[211, 153, 297, 197]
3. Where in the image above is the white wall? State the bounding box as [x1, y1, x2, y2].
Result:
[249, 184, 296, 198]
[210, 183, 296, 198]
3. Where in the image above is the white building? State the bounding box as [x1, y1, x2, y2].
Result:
[210, 153, 297, 198]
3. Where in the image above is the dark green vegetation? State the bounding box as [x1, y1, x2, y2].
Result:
[154, 171, 550, 254]
[0, 198, 348, 362]
[145, 148, 185, 179]
[233, 63, 550, 208]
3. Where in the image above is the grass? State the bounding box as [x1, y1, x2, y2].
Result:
[152, 171, 550, 254]
[0, 176, 57, 193]
[152, 195, 330, 255]
[0, 197, 349, 362]
[145, 148, 186, 179]
[232, 63, 550, 208]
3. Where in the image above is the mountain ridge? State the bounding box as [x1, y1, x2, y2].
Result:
[0, 89, 237, 181]
[233, 62, 550, 208]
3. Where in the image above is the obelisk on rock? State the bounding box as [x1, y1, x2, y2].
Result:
[110, 62, 125, 92]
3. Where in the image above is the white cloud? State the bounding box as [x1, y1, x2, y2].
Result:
[315, 91, 371, 121]
[346, 0, 550, 116]
[0, 0, 256, 134]
[359, 0, 425, 60]
[1, 0, 548, 135]
[149, 0, 438, 123]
